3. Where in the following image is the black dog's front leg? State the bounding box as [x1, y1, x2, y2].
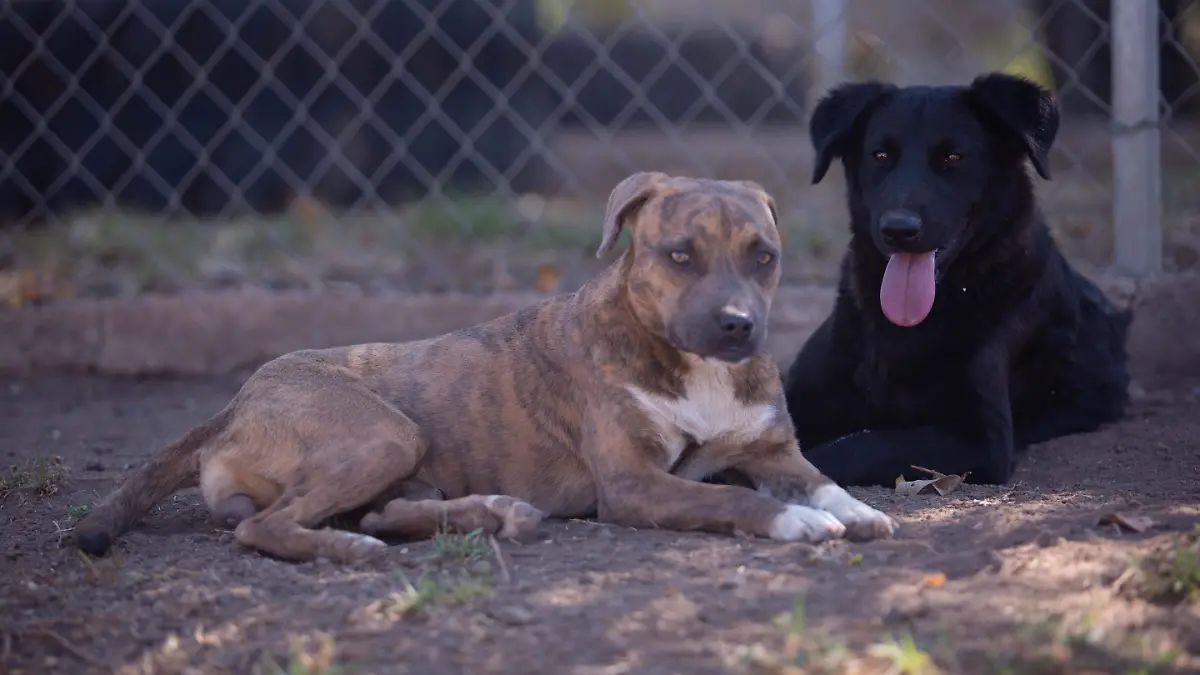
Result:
[804, 348, 1017, 487]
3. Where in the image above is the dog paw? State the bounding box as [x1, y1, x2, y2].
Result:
[484, 495, 546, 540]
[768, 504, 847, 543]
[808, 484, 898, 542]
[327, 531, 388, 563]
[358, 511, 385, 535]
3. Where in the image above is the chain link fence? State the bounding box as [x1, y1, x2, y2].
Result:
[1, 0, 1198, 303]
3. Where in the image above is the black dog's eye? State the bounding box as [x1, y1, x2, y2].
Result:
[756, 251, 774, 266]
[669, 251, 690, 265]
[943, 152, 962, 164]
[873, 150, 890, 164]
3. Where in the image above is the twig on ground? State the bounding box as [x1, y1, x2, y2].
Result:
[910, 465, 947, 478]
[22, 625, 113, 669]
[489, 534, 512, 585]
[1110, 565, 1138, 593]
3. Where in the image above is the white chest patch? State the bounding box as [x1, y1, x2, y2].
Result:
[625, 355, 778, 470]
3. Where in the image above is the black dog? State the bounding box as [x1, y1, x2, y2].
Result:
[783, 72, 1131, 487]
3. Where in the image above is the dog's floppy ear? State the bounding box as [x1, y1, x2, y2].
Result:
[734, 180, 779, 225]
[809, 81, 894, 184]
[965, 72, 1059, 180]
[596, 171, 668, 258]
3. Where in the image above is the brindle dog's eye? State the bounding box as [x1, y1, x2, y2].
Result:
[873, 150, 890, 164]
[756, 252, 774, 266]
[944, 152, 962, 164]
[669, 251, 690, 265]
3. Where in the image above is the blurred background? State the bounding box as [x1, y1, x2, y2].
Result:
[1, 0, 1197, 303]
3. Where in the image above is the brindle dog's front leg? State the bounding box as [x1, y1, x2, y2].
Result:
[582, 409, 848, 543]
[734, 424, 899, 542]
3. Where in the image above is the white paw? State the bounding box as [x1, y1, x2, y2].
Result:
[484, 494, 545, 539]
[340, 531, 388, 555]
[808, 484, 898, 541]
[768, 504, 847, 543]
[348, 532, 388, 548]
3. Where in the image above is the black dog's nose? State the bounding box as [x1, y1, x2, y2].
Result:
[716, 309, 755, 338]
[879, 210, 922, 246]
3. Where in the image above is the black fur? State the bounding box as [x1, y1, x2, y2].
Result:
[783, 72, 1131, 487]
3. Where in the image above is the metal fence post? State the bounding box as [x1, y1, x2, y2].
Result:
[811, 0, 848, 99]
[1110, 0, 1163, 277]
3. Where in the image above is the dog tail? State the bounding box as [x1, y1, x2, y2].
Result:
[74, 407, 233, 557]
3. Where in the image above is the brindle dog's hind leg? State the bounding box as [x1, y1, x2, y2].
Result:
[230, 390, 431, 564]
[359, 494, 545, 541]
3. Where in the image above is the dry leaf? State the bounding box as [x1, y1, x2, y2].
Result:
[0, 269, 36, 308]
[923, 572, 947, 588]
[0, 269, 66, 308]
[290, 194, 325, 222]
[1098, 512, 1157, 533]
[895, 465, 969, 497]
[534, 264, 561, 293]
[895, 473, 966, 497]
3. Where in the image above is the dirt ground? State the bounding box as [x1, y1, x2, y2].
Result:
[0, 369, 1197, 675]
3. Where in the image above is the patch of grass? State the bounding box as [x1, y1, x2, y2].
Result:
[0, 455, 65, 499]
[77, 548, 124, 586]
[1127, 524, 1200, 605]
[259, 633, 350, 675]
[733, 599, 944, 675]
[738, 601, 1184, 675]
[3, 193, 861, 301]
[864, 635, 941, 674]
[427, 526, 491, 564]
[979, 614, 1182, 675]
[362, 570, 493, 623]
[404, 194, 596, 249]
[4, 197, 602, 300]
[778, 216, 845, 262]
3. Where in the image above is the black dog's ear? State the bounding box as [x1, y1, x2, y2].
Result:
[965, 72, 1059, 180]
[809, 81, 894, 184]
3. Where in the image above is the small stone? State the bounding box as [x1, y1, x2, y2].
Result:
[557, 606, 584, 619]
[470, 560, 493, 576]
[85, 461, 105, 471]
[1034, 531, 1062, 548]
[883, 601, 930, 623]
[719, 573, 744, 590]
[487, 605, 535, 626]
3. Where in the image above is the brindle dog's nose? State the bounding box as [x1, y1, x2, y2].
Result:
[715, 308, 755, 340]
[879, 210, 922, 247]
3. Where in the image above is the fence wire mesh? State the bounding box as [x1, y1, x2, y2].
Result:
[1, 0, 1198, 302]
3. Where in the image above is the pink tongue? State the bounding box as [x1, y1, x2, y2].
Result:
[879, 252, 936, 327]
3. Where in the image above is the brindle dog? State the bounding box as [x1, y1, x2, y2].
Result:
[75, 172, 897, 563]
